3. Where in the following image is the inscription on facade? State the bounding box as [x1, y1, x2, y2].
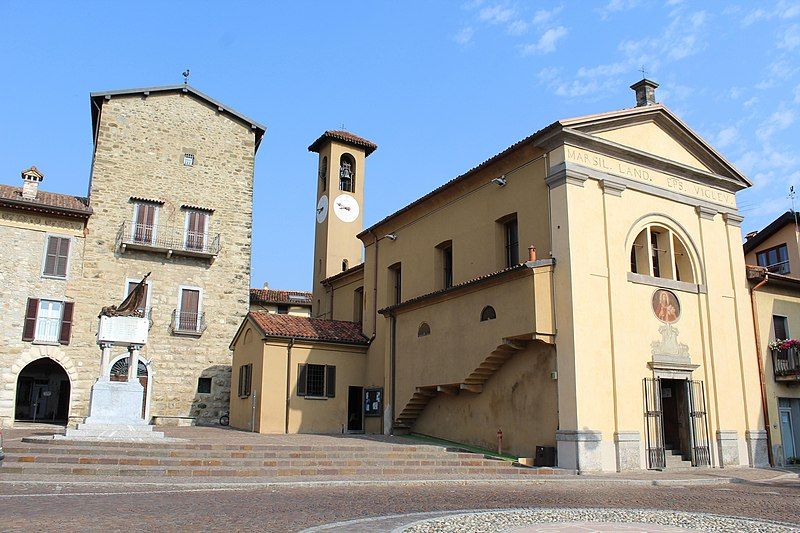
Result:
[564, 146, 735, 207]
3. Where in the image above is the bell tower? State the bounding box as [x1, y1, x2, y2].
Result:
[308, 130, 377, 318]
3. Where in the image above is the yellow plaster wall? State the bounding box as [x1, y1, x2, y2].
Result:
[594, 121, 711, 172]
[413, 342, 558, 457]
[230, 323, 265, 432]
[329, 273, 364, 323]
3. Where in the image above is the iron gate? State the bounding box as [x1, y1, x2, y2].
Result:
[687, 379, 711, 467]
[643, 378, 666, 470]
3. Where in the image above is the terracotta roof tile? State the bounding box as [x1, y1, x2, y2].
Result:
[308, 130, 378, 156]
[248, 312, 369, 346]
[0, 184, 92, 218]
[250, 288, 312, 306]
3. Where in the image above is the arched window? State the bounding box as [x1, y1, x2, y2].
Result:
[339, 154, 356, 192]
[319, 156, 327, 191]
[417, 322, 431, 337]
[630, 225, 696, 283]
[342, 259, 349, 272]
[480, 306, 496, 321]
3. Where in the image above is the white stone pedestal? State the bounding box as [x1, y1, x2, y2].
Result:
[58, 380, 166, 441]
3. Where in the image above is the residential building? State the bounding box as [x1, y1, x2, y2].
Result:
[1, 84, 265, 426]
[249, 288, 312, 316]
[231, 79, 767, 472]
[744, 212, 800, 465]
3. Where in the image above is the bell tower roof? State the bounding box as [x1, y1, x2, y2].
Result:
[308, 130, 378, 156]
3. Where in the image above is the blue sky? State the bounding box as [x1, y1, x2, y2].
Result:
[1, 1, 798, 291]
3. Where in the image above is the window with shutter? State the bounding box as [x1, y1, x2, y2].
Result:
[297, 364, 307, 396]
[185, 211, 209, 251]
[34, 299, 63, 343]
[42, 236, 70, 278]
[325, 365, 336, 398]
[59, 302, 74, 345]
[178, 288, 201, 331]
[133, 203, 157, 244]
[22, 298, 39, 341]
[237, 364, 252, 398]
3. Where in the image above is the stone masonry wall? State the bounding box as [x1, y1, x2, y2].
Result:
[66, 92, 255, 425]
[0, 212, 88, 424]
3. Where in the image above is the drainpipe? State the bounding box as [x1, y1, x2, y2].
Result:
[285, 338, 294, 434]
[749, 274, 774, 466]
[368, 230, 380, 338]
[390, 311, 396, 435]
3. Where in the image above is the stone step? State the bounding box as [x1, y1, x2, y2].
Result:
[0, 462, 547, 478]
[0, 453, 510, 469]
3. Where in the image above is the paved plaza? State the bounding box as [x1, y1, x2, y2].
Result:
[0, 425, 798, 531]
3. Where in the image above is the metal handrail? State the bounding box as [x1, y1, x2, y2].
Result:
[765, 260, 790, 275]
[170, 309, 207, 335]
[117, 222, 221, 256]
[772, 345, 800, 378]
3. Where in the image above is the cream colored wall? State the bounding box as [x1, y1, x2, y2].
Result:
[744, 223, 800, 276]
[329, 273, 364, 323]
[248, 303, 311, 317]
[548, 142, 761, 468]
[595, 121, 711, 172]
[752, 286, 800, 461]
[230, 323, 264, 432]
[414, 343, 557, 457]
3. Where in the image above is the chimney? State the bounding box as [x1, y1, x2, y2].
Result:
[262, 281, 269, 290]
[21, 166, 44, 200]
[630, 79, 658, 107]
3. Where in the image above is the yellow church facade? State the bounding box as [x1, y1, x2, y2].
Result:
[231, 80, 767, 472]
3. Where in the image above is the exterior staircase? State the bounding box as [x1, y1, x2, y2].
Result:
[0, 437, 564, 480]
[664, 447, 694, 469]
[395, 339, 527, 430]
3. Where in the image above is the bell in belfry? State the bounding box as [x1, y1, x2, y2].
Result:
[340, 161, 352, 179]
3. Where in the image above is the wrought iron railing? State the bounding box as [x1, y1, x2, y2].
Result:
[765, 260, 791, 275]
[772, 345, 800, 380]
[170, 310, 207, 335]
[116, 222, 221, 256]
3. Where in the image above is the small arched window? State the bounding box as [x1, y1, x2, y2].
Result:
[243, 328, 252, 344]
[418, 322, 431, 337]
[339, 154, 356, 192]
[319, 156, 327, 191]
[342, 259, 349, 272]
[630, 225, 695, 283]
[480, 306, 496, 322]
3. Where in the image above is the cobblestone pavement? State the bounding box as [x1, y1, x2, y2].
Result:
[0, 477, 798, 532]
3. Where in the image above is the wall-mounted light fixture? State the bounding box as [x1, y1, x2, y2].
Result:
[385, 233, 397, 241]
[491, 175, 507, 187]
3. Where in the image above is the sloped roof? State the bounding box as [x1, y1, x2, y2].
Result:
[90, 84, 267, 151]
[248, 312, 369, 346]
[743, 211, 796, 254]
[308, 130, 378, 156]
[321, 262, 365, 286]
[0, 184, 92, 218]
[250, 288, 312, 306]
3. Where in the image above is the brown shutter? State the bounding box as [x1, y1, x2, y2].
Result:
[44, 237, 58, 276]
[180, 289, 200, 330]
[238, 366, 245, 397]
[297, 364, 307, 396]
[59, 302, 74, 345]
[326, 365, 336, 398]
[245, 364, 252, 397]
[22, 298, 39, 341]
[55, 237, 70, 277]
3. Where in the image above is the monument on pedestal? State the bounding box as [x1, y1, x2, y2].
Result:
[59, 274, 168, 441]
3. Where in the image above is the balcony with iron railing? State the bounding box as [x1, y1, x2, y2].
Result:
[771, 342, 800, 382]
[170, 310, 207, 336]
[765, 260, 791, 275]
[116, 222, 221, 259]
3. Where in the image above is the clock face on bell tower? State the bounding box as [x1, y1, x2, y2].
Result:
[308, 130, 377, 317]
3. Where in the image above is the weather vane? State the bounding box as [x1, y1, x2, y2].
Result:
[182, 69, 190, 85]
[639, 66, 647, 79]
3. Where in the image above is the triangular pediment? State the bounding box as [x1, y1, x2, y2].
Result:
[559, 105, 750, 188]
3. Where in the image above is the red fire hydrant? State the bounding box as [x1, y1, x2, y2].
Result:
[497, 428, 503, 455]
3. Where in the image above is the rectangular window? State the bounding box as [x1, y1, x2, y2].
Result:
[126, 279, 151, 316]
[133, 202, 157, 244]
[297, 363, 336, 398]
[442, 244, 453, 289]
[42, 236, 70, 278]
[354, 287, 364, 323]
[774, 315, 789, 340]
[197, 377, 212, 394]
[277, 304, 289, 314]
[35, 299, 63, 343]
[177, 287, 201, 332]
[389, 264, 402, 305]
[238, 364, 252, 398]
[504, 218, 519, 267]
[757, 244, 790, 274]
[184, 210, 209, 251]
[183, 153, 195, 166]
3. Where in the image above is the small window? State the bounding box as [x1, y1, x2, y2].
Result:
[319, 156, 328, 191]
[342, 259, 349, 272]
[480, 306, 496, 322]
[36, 299, 63, 343]
[297, 363, 335, 398]
[773, 315, 789, 341]
[418, 322, 431, 337]
[197, 377, 212, 394]
[183, 152, 195, 166]
[354, 287, 364, 323]
[277, 304, 289, 314]
[441, 243, 453, 289]
[238, 364, 252, 398]
[42, 235, 70, 278]
[757, 244, 790, 274]
[22, 298, 73, 345]
[389, 264, 402, 305]
[504, 218, 519, 267]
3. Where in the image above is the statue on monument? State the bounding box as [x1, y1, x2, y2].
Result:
[99, 272, 151, 318]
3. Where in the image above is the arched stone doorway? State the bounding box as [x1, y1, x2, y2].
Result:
[15, 358, 71, 424]
[108, 355, 151, 421]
